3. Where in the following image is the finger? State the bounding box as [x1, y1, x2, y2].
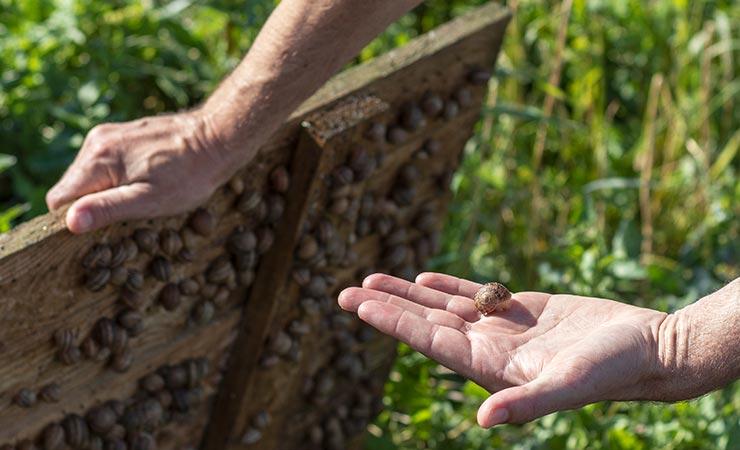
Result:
[415, 272, 482, 298]
[46, 158, 118, 211]
[356, 301, 473, 375]
[476, 376, 581, 427]
[65, 183, 155, 234]
[362, 273, 480, 322]
[338, 287, 468, 330]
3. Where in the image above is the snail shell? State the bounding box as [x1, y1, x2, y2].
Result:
[467, 67, 491, 85]
[141, 374, 165, 394]
[473, 282, 512, 315]
[386, 125, 408, 144]
[82, 244, 112, 269]
[87, 405, 117, 434]
[400, 102, 426, 131]
[453, 87, 473, 107]
[189, 208, 216, 236]
[42, 423, 65, 450]
[150, 256, 172, 282]
[159, 283, 181, 311]
[364, 122, 386, 142]
[133, 228, 159, 254]
[421, 91, 444, 116]
[109, 266, 128, 287]
[62, 414, 89, 448]
[85, 267, 111, 292]
[160, 229, 183, 256]
[13, 388, 36, 408]
[270, 165, 291, 193]
[39, 383, 61, 403]
[443, 100, 460, 119]
[109, 241, 128, 268]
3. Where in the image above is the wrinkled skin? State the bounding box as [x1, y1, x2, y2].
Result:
[338, 272, 667, 427]
[45, 112, 229, 233]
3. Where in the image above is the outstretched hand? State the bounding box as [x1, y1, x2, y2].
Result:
[338, 273, 668, 427]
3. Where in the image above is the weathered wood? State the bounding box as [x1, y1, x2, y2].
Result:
[0, 2, 510, 449]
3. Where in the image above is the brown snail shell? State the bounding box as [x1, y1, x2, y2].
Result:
[473, 282, 512, 315]
[421, 91, 444, 116]
[82, 244, 112, 269]
[85, 267, 111, 292]
[59, 346, 82, 365]
[125, 269, 144, 291]
[178, 278, 200, 296]
[467, 67, 491, 85]
[39, 383, 61, 403]
[265, 194, 285, 223]
[365, 122, 386, 142]
[121, 237, 139, 262]
[42, 423, 65, 450]
[241, 428, 262, 445]
[150, 256, 172, 282]
[160, 229, 183, 256]
[81, 337, 100, 359]
[332, 166, 354, 187]
[117, 310, 143, 336]
[87, 406, 117, 434]
[400, 102, 426, 131]
[189, 208, 216, 236]
[386, 125, 408, 144]
[109, 266, 129, 287]
[62, 414, 89, 448]
[13, 388, 36, 408]
[228, 230, 257, 253]
[140, 373, 165, 393]
[206, 256, 233, 284]
[111, 347, 133, 372]
[443, 100, 460, 119]
[269, 165, 291, 193]
[97, 318, 119, 349]
[159, 283, 181, 311]
[256, 227, 274, 254]
[109, 241, 128, 267]
[453, 86, 473, 107]
[133, 228, 159, 254]
[120, 287, 145, 311]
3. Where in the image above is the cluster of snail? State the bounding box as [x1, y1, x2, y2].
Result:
[3, 358, 210, 450]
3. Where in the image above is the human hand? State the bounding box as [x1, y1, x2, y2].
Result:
[46, 111, 234, 233]
[338, 273, 669, 427]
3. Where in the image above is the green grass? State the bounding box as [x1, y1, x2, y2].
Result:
[1, 0, 738, 449]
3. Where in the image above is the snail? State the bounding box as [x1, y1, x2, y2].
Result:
[13, 388, 36, 408]
[453, 86, 473, 107]
[118, 310, 144, 336]
[443, 100, 460, 119]
[467, 67, 491, 85]
[62, 414, 88, 448]
[82, 244, 112, 269]
[96, 318, 118, 351]
[159, 283, 181, 311]
[109, 266, 128, 287]
[364, 122, 386, 142]
[270, 165, 291, 193]
[140, 374, 165, 394]
[473, 282, 512, 315]
[160, 229, 183, 256]
[421, 91, 444, 116]
[386, 125, 408, 144]
[189, 208, 216, 236]
[109, 241, 128, 267]
[85, 267, 111, 292]
[39, 383, 61, 403]
[133, 228, 159, 254]
[150, 256, 172, 282]
[42, 423, 65, 450]
[400, 102, 426, 131]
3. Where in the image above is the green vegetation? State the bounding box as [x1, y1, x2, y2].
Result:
[1, 0, 737, 449]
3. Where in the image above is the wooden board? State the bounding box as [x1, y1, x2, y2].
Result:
[0, 3, 510, 449]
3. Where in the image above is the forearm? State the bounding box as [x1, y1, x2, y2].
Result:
[199, 0, 422, 168]
[651, 277, 740, 401]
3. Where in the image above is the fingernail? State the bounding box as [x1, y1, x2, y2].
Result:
[70, 209, 93, 233]
[489, 408, 509, 426]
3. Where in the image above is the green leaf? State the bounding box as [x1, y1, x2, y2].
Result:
[0, 154, 17, 174]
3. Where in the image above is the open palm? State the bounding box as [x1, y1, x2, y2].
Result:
[338, 272, 667, 426]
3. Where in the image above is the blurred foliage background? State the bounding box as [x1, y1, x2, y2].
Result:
[1, 0, 738, 448]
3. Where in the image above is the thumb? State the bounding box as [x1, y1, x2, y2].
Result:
[65, 183, 156, 234]
[477, 376, 581, 427]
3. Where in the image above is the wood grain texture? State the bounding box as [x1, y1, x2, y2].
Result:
[0, 3, 510, 449]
